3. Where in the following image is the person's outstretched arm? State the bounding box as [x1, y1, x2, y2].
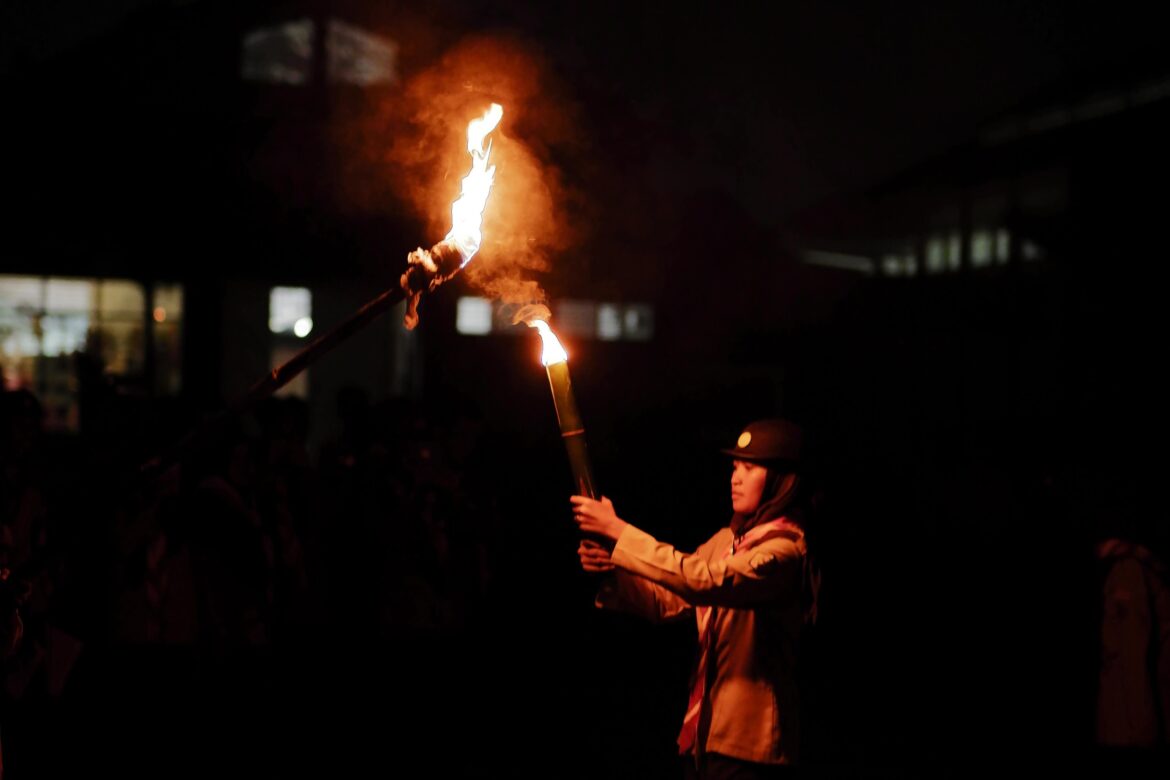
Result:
[579, 538, 693, 623]
[573, 496, 802, 608]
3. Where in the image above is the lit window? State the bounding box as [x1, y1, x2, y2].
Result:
[1021, 240, 1044, 262]
[595, 302, 655, 340]
[99, 280, 146, 316]
[40, 279, 93, 359]
[94, 280, 149, 374]
[0, 276, 183, 428]
[152, 284, 184, 395]
[0, 276, 45, 373]
[153, 285, 183, 324]
[881, 255, 903, 276]
[554, 300, 597, 337]
[242, 19, 314, 84]
[947, 233, 962, 271]
[996, 229, 1011, 264]
[597, 304, 622, 340]
[926, 236, 945, 273]
[623, 304, 654, 341]
[0, 277, 41, 310]
[269, 287, 312, 336]
[970, 230, 993, 268]
[327, 20, 397, 85]
[39, 311, 89, 358]
[455, 296, 493, 335]
[46, 278, 92, 311]
[802, 250, 874, 274]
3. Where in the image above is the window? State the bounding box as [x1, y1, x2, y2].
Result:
[553, 300, 597, 338]
[970, 230, 994, 268]
[242, 19, 314, 85]
[327, 20, 397, 85]
[597, 304, 623, 340]
[153, 284, 184, 395]
[242, 18, 398, 87]
[622, 304, 654, 341]
[597, 303, 654, 341]
[454, 297, 655, 343]
[881, 252, 919, 277]
[0, 276, 183, 430]
[925, 234, 962, 273]
[925, 236, 946, 274]
[801, 250, 874, 275]
[269, 287, 312, 337]
[947, 233, 962, 271]
[455, 296, 493, 335]
[1021, 240, 1045, 262]
[996, 229, 1011, 264]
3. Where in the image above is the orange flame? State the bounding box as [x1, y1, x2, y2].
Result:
[528, 319, 568, 366]
[447, 103, 504, 266]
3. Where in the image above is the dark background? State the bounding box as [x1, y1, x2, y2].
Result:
[3, 2, 1169, 776]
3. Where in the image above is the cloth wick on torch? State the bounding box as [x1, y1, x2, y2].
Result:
[528, 318, 598, 499]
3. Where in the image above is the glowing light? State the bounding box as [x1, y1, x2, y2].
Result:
[153, 307, 167, 323]
[528, 320, 568, 366]
[270, 287, 311, 334]
[293, 317, 313, 338]
[445, 103, 504, 267]
[455, 296, 493, 335]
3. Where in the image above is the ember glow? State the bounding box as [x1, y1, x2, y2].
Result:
[446, 102, 504, 266]
[529, 319, 568, 366]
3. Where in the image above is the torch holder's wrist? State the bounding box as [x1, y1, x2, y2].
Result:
[582, 532, 616, 552]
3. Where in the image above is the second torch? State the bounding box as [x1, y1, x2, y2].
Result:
[529, 319, 598, 499]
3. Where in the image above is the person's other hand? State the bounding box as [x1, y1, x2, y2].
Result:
[577, 539, 615, 573]
[571, 495, 629, 542]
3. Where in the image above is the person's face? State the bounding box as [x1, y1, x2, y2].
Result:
[730, 460, 768, 515]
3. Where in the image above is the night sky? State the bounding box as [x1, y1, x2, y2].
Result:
[6, 1, 1168, 218]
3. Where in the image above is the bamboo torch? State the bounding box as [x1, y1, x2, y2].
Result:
[525, 316, 597, 499]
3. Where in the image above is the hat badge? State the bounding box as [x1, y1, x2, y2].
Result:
[737, 432, 752, 448]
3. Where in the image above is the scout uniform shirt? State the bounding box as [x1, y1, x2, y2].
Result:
[596, 520, 806, 765]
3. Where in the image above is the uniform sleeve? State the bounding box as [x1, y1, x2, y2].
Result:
[609, 524, 802, 608]
[594, 569, 693, 623]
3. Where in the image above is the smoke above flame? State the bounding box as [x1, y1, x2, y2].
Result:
[511, 303, 552, 327]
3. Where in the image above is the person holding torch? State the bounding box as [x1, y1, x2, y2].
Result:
[572, 418, 819, 779]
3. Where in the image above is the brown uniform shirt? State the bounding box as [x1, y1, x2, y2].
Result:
[597, 523, 807, 764]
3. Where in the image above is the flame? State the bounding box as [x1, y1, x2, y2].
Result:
[446, 102, 504, 266]
[528, 319, 568, 366]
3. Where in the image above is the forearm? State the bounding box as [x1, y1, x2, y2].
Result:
[594, 569, 692, 623]
[610, 524, 800, 608]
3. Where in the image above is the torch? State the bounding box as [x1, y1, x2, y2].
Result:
[519, 311, 597, 500]
[139, 103, 504, 480]
[243, 103, 504, 402]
